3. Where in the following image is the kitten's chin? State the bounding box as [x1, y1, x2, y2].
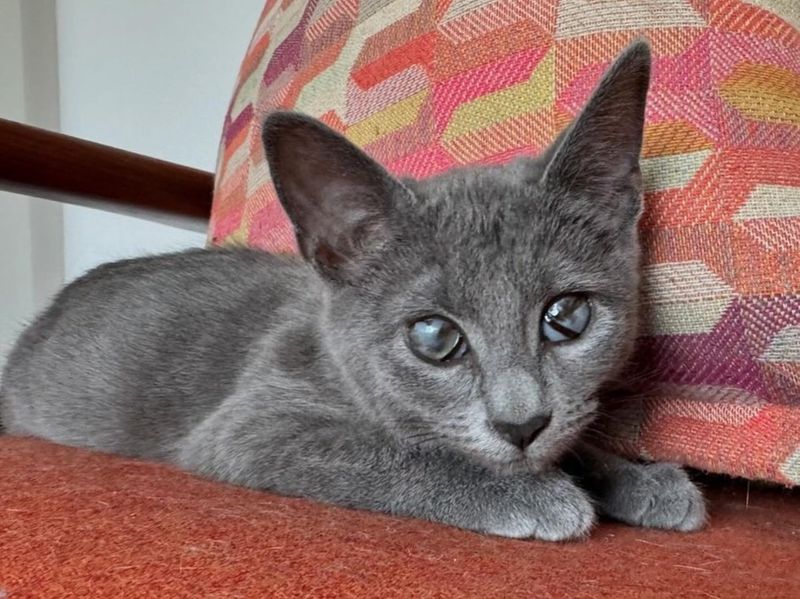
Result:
[492, 456, 554, 476]
[459, 445, 558, 476]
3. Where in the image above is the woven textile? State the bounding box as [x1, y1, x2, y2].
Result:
[2, 437, 800, 597]
[210, 0, 800, 485]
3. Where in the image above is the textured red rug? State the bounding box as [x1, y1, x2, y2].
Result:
[1, 436, 798, 598]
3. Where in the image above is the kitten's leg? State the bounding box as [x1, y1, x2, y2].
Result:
[176, 405, 595, 541]
[565, 443, 706, 531]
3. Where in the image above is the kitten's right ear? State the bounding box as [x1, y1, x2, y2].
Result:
[262, 112, 405, 284]
[541, 41, 651, 221]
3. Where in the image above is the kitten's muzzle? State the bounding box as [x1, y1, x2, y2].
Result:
[491, 414, 551, 451]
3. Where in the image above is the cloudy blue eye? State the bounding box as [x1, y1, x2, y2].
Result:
[407, 316, 469, 364]
[541, 295, 591, 342]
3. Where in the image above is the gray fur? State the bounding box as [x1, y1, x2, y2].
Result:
[1, 42, 705, 539]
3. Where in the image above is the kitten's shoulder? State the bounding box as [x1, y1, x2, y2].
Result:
[70, 247, 308, 292]
[42, 247, 317, 327]
[79, 246, 299, 279]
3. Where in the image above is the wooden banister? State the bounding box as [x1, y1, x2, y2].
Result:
[0, 117, 214, 231]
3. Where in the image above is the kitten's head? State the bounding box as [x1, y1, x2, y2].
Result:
[263, 42, 650, 473]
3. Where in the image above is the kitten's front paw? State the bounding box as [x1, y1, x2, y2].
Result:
[602, 463, 706, 531]
[485, 475, 596, 541]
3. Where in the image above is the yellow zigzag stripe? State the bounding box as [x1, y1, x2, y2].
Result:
[719, 63, 800, 126]
[346, 90, 429, 147]
[443, 50, 554, 141]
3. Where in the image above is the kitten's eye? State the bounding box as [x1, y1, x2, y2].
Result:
[406, 316, 469, 364]
[541, 295, 591, 342]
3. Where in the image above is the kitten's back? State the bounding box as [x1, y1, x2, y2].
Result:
[0, 248, 317, 458]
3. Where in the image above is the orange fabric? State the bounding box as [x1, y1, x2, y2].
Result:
[2, 436, 798, 598]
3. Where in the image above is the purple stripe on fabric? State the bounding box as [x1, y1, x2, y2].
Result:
[224, 104, 254, 145]
[263, 0, 319, 85]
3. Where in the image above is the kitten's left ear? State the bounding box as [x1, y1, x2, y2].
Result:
[262, 112, 407, 284]
[541, 41, 651, 220]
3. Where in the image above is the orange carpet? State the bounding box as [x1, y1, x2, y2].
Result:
[1, 436, 798, 598]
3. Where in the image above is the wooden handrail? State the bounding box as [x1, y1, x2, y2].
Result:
[0, 117, 214, 231]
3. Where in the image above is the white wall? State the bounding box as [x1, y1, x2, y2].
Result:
[56, 0, 264, 280]
[0, 0, 63, 365]
[0, 0, 262, 366]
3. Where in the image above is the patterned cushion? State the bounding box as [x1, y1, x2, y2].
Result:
[210, 0, 800, 485]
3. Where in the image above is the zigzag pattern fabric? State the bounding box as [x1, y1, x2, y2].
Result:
[210, 0, 800, 485]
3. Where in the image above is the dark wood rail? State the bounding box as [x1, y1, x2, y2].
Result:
[0, 117, 214, 231]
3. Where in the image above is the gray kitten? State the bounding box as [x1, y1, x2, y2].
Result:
[1, 42, 705, 540]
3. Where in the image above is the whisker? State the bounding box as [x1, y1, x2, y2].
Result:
[403, 432, 439, 442]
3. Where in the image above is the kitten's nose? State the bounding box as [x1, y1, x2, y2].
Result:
[492, 414, 552, 450]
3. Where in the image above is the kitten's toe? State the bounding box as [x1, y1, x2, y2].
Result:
[604, 463, 706, 531]
[486, 478, 596, 541]
[530, 488, 597, 541]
